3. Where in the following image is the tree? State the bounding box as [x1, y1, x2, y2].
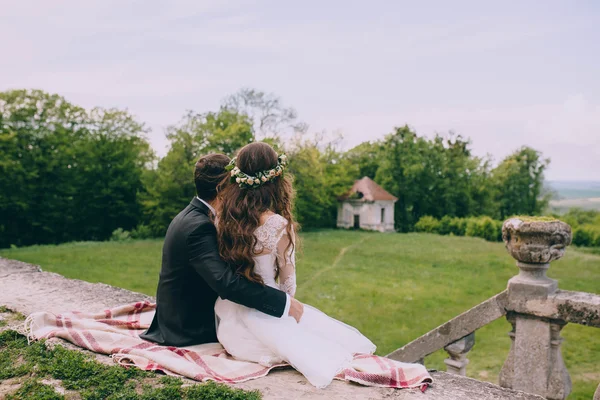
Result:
[222, 88, 307, 141]
[286, 135, 357, 228]
[73, 108, 153, 240]
[0, 90, 152, 247]
[491, 147, 550, 219]
[344, 141, 382, 180]
[375, 126, 438, 231]
[373, 126, 497, 231]
[140, 108, 253, 235]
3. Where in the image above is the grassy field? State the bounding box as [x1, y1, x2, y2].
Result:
[1, 230, 599, 399]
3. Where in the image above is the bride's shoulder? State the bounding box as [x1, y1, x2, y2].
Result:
[258, 212, 288, 230]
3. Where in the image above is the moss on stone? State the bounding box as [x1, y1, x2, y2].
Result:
[510, 215, 560, 223]
[0, 330, 262, 399]
[5, 378, 64, 400]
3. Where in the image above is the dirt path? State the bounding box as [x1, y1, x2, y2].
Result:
[301, 234, 373, 289]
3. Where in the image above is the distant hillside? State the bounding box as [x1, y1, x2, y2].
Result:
[548, 180, 600, 199]
[547, 181, 600, 212]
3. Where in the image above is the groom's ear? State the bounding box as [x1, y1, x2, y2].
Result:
[195, 154, 231, 202]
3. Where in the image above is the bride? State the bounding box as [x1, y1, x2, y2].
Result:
[214, 142, 380, 388]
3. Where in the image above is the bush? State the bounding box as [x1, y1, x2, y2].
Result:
[573, 227, 593, 247]
[465, 216, 501, 242]
[495, 220, 504, 241]
[573, 225, 600, 247]
[437, 216, 453, 235]
[110, 228, 131, 242]
[448, 217, 468, 236]
[131, 224, 155, 239]
[414, 216, 440, 234]
[593, 230, 600, 247]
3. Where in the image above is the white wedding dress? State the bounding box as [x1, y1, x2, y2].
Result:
[214, 214, 377, 388]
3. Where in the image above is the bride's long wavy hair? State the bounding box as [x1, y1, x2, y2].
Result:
[216, 142, 298, 285]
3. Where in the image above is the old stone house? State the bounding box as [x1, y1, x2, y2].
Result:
[337, 177, 397, 232]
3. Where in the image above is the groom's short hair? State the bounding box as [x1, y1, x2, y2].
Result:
[194, 154, 230, 201]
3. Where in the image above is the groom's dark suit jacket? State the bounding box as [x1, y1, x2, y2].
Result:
[140, 197, 287, 346]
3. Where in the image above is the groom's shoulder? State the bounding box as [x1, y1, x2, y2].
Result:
[167, 204, 213, 238]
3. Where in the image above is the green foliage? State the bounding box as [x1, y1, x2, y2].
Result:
[344, 141, 381, 179]
[1, 87, 560, 246]
[414, 216, 440, 233]
[465, 216, 501, 242]
[374, 127, 496, 231]
[438, 216, 467, 236]
[560, 208, 600, 228]
[130, 224, 155, 239]
[287, 136, 358, 228]
[573, 226, 600, 247]
[110, 228, 132, 242]
[491, 147, 550, 219]
[0, 89, 153, 248]
[415, 215, 503, 242]
[558, 209, 600, 248]
[0, 330, 260, 399]
[139, 108, 253, 236]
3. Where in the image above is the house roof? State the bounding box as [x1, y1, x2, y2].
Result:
[339, 177, 398, 202]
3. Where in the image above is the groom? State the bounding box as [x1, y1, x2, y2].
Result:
[141, 154, 304, 347]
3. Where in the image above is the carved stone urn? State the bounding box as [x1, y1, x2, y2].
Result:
[502, 217, 572, 298]
[501, 217, 573, 399]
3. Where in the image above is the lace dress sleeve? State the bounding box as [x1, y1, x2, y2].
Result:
[254, 214, 297, 297]
[275, 223, 296, 298]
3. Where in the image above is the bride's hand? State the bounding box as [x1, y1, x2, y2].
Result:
[288, 298, 304, 323]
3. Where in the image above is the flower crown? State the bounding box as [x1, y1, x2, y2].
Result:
[225, 154, 288, 189]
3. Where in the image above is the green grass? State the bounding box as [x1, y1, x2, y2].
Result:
[2, 231, 599, 399]
[0, 329, 261, 399]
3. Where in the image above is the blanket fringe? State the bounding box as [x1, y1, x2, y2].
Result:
[112, 354, 135, 367]
[19, 314, 38, 344]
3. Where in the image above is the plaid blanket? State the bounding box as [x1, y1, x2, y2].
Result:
[24, 301, 432, 390]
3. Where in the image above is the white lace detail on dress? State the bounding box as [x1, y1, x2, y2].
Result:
[254, 213, 297, 297]
[254, 214, 288, 254]
[280, 274, 296, 297]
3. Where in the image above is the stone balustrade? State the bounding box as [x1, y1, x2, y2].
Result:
[388, 216, 600, 400]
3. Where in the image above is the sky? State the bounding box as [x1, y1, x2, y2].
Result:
[1, 0, 599, 181]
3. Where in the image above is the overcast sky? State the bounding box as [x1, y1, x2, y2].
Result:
[2, 1, 599, 180]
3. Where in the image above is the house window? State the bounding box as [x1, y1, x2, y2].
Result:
[381, 208, 385, 223]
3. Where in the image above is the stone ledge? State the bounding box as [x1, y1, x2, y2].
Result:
[0, 257, 544, 400]
[387, 291, 508, 363]
[509, 289, 600, 327]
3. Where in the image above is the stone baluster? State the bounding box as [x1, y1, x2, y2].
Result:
[443, 332, 475, 376]
[500, 218, 572, 400]
[498, 312, 516, 388]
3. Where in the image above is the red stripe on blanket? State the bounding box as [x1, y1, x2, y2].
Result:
[97, 319, 141, 328]
[385, 357, 402, 387]
[82, 330, 104, 353]
[63, 317, 87, 349]
[165, 347, 236, 383]
[344, 368, 393, 386]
